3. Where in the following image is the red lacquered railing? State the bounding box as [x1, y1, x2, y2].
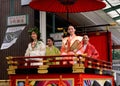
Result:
[6, 54, 112, 74]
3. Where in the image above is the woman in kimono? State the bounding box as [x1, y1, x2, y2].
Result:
[25, 27, 46, 66]
[81, 35, 99, 58]
[46, 37, 60, 56]
[46, 37, 60, 65]
[61, 25, 83, 64]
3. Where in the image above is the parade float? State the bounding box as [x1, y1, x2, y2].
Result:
[6, 31, 114, 86]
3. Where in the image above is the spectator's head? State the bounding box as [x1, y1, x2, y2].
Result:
[92, 80, 101, 86]
[104, 81, 112, 86]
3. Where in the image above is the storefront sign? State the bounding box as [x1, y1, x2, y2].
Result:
[50, 33, 63, 41]
[7, 15, 28, 26]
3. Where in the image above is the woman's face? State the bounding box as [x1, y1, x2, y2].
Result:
[83, 35, 89, 44]
[47, 39, 53, 46]
[67, 26, 76, 35]
[31, 31, 38, 40]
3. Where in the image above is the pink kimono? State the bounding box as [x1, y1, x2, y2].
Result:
[61, 36, 83, 64]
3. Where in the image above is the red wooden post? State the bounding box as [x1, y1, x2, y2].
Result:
[25, 76, 31, 86]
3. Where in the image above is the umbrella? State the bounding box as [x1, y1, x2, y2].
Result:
[29, 0, 106, 13]
[29, 0, 106, 36]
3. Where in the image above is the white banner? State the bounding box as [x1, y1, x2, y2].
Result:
[0, 26, 26, 50]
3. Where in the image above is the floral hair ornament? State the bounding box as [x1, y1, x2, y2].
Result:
[28, 26, 40, 36]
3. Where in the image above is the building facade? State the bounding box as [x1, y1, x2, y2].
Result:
[0, 0, 35, 79]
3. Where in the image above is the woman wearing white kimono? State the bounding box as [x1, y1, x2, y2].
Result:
[25, 27, 46, 66]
